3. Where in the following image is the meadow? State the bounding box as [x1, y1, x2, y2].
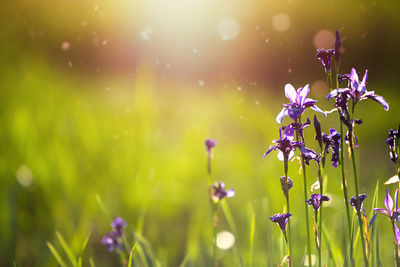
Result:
[1, 1, 400, 266]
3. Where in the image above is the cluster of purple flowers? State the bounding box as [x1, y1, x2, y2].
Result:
[101, 217, 127, 252]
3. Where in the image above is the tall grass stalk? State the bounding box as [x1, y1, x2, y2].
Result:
[349, 106, 369, 266]
[332, 72, 353, 266]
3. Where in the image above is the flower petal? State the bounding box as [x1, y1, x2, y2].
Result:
[263, 146, 276, 158]
[384, 175, 399, 185]
[277, 150, 284, 162]
[369, 213, 378, 228]
[226, 189, 235, 198]
[310, 105, 327, 116]
[326, 88, 351, 100]
[285, 83, 297, 103]
[276, 107, 288, 124]
[350, 68, 359, 83]
[364, 92, 389, 111]
[373, 208, 390, 217]
[385, 189, 393, 213]
[395, 224, 400, 246]
[359, 70, 368, 94]
[284, 124, 295, 141]
[396, 189, 399, 211]
[298, 84, 310, 106]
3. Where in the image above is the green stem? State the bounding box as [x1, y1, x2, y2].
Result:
[284, 160, 292, 259]
[318, 161, 324, 267]
[213, 205, 218, 267]
[332, 70, 353, 267]
[301, 157, 312, 267]
[392, 221, 400, 267]
[295, 118, 312, 267]
[349, 108, 369, 267]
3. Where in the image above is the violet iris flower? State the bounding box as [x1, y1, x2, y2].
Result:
[211, 182, 235, 203]
[371, 189, 400, 245]
[270, 213, 292, 236]
[322, 129, 341, 167]
[316, 49, 335, 73]
[264, 124, 319, 164]
[102, 217, 127, 252]
[111, 217, 127, 233]
[276, 84, 326, 124]
[205, 139, 217, 154]
[327, 68, 389, 111]
[350, 194, 367, 216]
[264, 124, 302, 162]
[290, 117, 311, 140]
[306, 194, 330, 211]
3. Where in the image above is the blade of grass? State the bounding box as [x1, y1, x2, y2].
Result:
[322, 223, 338, 267]
[249, 212, 255, 267]
[47, 242, 68, 267]
[178, 254, 190, 267]
[376, 228, 381, 267]
[89, 257, 96, 267]
[221, 200, 244, 267]
[128, 243, 137, 267]
[369, 181, 379, 265]
[55, 231, 77, 266]
[77, 230, 91, 267]
[95, 193, 110, 220]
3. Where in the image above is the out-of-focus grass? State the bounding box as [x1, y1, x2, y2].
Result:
[0, 54, 399, 266]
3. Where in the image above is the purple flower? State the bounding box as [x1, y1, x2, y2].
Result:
[298, 146, 320, 165]
[314, 115, 322, 149]
[386, 126, 400, 163]
[289, 117, 311, 140]
[111, 217, 127, 233]
[334, 30, 342, 66]
[102, 217, 127, 252]
[322, 129, 341, 167]
[373, 189, 399, 221]
[102, 230, 123, 252]
[270, 212, 292, 235]
[327, 68, 389, 111]
[205, 139, 217, 154]
[276, 84, 326, 124]
[350, 194, 367, 216]
[264, 124, 302, 162]
[211, 182, 235, 203]
[371, 189, 400, 245]
[306, 194, 330, 211]
[316, 49, 335, 73]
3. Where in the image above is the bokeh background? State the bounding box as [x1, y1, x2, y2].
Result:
[1, 0, 400, 266]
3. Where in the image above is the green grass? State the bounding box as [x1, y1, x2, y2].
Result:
[0, 54, 400, 266]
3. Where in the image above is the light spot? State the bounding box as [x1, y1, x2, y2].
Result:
[311, 80, 329, 98]
[216, 231, 235, 250]
[61, 41, 70, 51]
[313, 30, 334, 49]
[16, 165, 33, 187]
[140, 26, 153, 42]
[217, 17, 240, 41]
[198, 80, 205, 86]
[272, 14, 290, 32]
